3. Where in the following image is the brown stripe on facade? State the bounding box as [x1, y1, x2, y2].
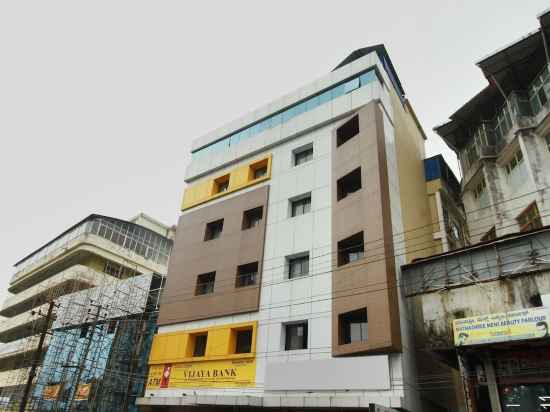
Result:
[158, 185, 269, 325]
[331, 101, 402, 356]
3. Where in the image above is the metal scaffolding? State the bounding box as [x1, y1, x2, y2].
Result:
[0, 270, 163, 412]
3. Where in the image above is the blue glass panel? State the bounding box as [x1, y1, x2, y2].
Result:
[270, 113, 282, 128]
[229, 133, 240, 147]
[240, 127, 251, 141]
[295, 101, 307, 117]
[319, 89, 331, 106]
[282, 106, 296, 122]
[257, 118, 271, 134]
[344, 78, 360, 94]
[331, 83, 346, 99]
[359, 70, 376, 86]
[306, 95, 320, 111]
[249, 123, 261, 137]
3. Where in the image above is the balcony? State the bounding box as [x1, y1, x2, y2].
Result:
[0, 304, 49, 343]
[0, 367, 30, 388]
[459, 64, 550, 181]
[0, 334, 50, 360]
[10, 216, 172, 293]
[1, 265, 107, 317]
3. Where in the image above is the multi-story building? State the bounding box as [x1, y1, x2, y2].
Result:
[403, 9, 550, 412]
[0, 213, 174, 408]
[434, 10, 550, 244]
[139, 45, 461, 412]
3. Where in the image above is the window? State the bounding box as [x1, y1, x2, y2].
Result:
[517, 202, 542, 232]
[290, 194, 311, 217]
[287, 254, 309, 279]
[214, 175, 230, 193]
[192, 333, 208, 357]
[284, 322, 308, 350]
[294, 144, 313, 166]
[107, 320, 117, 334]
[546, 134, 550, 151]
[204, 219, 224, 241]
[504, 150, 524, 175]
[103, 261, 123, 278]
[472, 179, 486, 200]
[336, 115, 359, 147]
[242, 206, 263, 230]
[234, 329, 253, 354]
[337, 232, 365, 266]
[249, 158, 269, 181]
[80, 325, 89, 339]
[339, 308, 368, 344]
[236, 262, 258, 287]
[254, 166, 267, 179]
[530, 293, 543, 307]
[195, 272, 216, 296]
[481, 226, 496, 242]
[337, 167, 362, 201]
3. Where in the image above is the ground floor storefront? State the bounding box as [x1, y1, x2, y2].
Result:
[459, 344, 550, 411]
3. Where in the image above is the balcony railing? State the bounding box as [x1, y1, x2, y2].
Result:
[460, 64, 550, 172]
[11, 216, 172, 285]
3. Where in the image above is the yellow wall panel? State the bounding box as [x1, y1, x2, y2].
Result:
[181, 155, 271, 211]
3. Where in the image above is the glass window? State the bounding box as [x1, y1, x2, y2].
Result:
[343, 77, 360, 94]
[305, 95, 320, 111]
[204, 219, 224, 241]
[337, 232, 365, 266]
[236, 262, 258, 287]
[517, 202, 542, 232]
[339, 309, 368, 344]
[195, 272, 216, 296]
[270, 113, 282, 128]
[294, 145, 313, 166]
[500, 383, 550, 411]
[546, 135, 550, 151]
[285, 322, 308, 350]
[337, 167, 362, 200]
[360, 70, 376, 86]
[253, 166, 267, 179]
[193, 334, 208, 357]
[331, 83, 346, 100]
[242, 206, 263, 230]
[337, 115, 360, 147]
[318, 89, 332, 106]
[288, 254, 309, 279]
[234, 329, 253, 354]
[291, 195, 311, 217]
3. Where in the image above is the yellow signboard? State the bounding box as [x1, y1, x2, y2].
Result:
[453, 307, 550, 346]
[147, 358, 256, 389]
[42, 384, 62, 400]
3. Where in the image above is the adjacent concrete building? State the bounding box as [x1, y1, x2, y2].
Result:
[404, 9, 550, 412]
[139, 45, 460, 411]
[0, 213, 174, 408]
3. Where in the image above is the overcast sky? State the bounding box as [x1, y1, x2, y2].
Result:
[0, 1, 547, 304]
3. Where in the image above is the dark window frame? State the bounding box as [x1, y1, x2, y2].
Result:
[242, 206, 263, 230]
[284, 322, 308, 350]
[337, 232, 365, 266]
[195, 272, 216, 296]
[293, 145, 313, 166]
[234, 329, 253, 354]
[337, 167, 362, 201]
[336, 115, 359, 147]
[517, 202, 542, 232]
[236, 262, 258, 288]
[290, 195, 311, 217]
[204, 219, 224, 241]
[339, 308, 368, 345]
[287, 254, 310, 279]
[192, 333, 208, 357]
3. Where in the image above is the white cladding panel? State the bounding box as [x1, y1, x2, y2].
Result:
[264, 356, 391, 391]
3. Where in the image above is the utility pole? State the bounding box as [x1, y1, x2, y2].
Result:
[19, 300, 55, 412]
[66, 302, 102, 412]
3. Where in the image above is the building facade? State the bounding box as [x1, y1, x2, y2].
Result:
[0, 213, 174, 409]
[403, 9, 550, 412]
[140, 45, 459, 411]
[434, 10, 550, 245]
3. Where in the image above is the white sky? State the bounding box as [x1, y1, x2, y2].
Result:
[0, 1, 547, 304]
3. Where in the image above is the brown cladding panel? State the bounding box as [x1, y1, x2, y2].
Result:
[158, 185, 269, 325]
[331, 102, 401, 356]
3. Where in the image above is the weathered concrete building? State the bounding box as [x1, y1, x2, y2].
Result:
[403, 8, 550, 412]
[434, 10, 550, 244]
